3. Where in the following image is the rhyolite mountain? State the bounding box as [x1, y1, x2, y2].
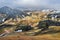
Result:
[0, 6, 28, 18]
[0, 6, 28, 23]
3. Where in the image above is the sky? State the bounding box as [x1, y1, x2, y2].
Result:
[0, 0, 60, 10]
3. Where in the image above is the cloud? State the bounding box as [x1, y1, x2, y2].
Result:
[14, 0, 48, 7]
[14, 0, 39, 7]
[0, 0, 60, 10]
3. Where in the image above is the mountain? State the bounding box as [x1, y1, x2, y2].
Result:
[0, 6, 29, 23]
[0, 6, 28, 18]
[17, 6, 51, 11]
[0, 6, 13, 14]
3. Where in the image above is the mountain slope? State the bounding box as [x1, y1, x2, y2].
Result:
[0, 6, 27, 18]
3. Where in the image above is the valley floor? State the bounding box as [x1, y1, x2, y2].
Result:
[0, 32, 60, 40]
[0, 26, 60, 40]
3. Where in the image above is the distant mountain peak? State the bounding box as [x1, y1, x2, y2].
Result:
[0, 6, 28, 19]
[1, 6, 11, 9]
[2, 6, 9, 8]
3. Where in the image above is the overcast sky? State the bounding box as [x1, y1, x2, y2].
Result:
[0, 0, 60, 10]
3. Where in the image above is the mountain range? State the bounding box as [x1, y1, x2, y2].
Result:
[0, 6, 29, 23]
[0, 6, 28, 18]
